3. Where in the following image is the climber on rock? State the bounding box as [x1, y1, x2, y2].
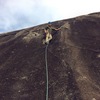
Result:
[43, 22, 61, 44]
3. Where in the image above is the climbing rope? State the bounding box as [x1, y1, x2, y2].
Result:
[45, 44, 49, 100]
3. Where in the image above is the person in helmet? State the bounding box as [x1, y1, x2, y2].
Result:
[43, 22, 61, 44]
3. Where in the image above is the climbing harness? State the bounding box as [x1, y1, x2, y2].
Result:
[45, 44, 49, 100]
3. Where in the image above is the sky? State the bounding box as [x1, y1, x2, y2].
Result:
[0, 0, 100, 33]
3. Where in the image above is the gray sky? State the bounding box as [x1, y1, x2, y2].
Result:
[0, 0, 100, 33]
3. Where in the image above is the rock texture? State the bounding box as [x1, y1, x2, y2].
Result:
[0, 12, 100, 100]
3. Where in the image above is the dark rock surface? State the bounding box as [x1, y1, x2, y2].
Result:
[0, 12, 100, 100]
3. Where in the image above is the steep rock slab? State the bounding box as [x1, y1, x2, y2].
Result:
[0, 12, 100, 100]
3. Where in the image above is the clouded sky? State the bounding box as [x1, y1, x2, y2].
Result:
[0, 0, 100, 33]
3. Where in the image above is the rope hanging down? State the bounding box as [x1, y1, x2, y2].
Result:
[45, 44, 49, 100]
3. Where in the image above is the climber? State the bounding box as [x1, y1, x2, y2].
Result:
[43, 22, 61, 44]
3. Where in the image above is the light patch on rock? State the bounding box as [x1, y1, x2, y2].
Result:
[97, 54, 100, 58]
[61, 22, 70, 29]
[15, 30, 25, 38]
[21, 76, 28, 80]
[23, 30, 40, 43]
[92, 98, 96, 100]
[18, 90, 21, 93]
[12, 82, 23, 91]
[11, 51, 15, 54]
[77, 75, 87, 81]
[89, 13, 100, 18]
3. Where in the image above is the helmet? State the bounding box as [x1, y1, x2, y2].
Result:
[48, 22, 51, 24]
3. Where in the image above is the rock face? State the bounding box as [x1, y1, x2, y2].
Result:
[0, 12, 100, 100]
